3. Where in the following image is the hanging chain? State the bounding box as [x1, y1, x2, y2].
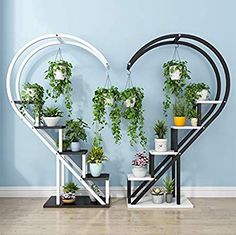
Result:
[125, 70, 134, 89]
[172, 44, 181, 61]
[104, 65, 112, 88]
[54, 46, 64, 61]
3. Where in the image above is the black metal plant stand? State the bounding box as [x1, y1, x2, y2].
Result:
[126, 33, 230, 207]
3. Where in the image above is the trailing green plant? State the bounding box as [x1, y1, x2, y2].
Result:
[44, 60, 73, 115]
[172, 99, 187, 117]
[150, 187, 164, 196]
[92, 86, 122, 143]
[56, 139, 70, 151]
[187, 108, 198, 119]
[20, 83, 45, 118]
[43, 106, 63, 117]
[121, 87, 147, 149]
[163, 60, 191, 116]
[63, 182, 79, 193]
[164, 177, 175, 194]
[153, 120, 168, 139]
[65, 118, 89, 143]
[87, 145, 107, 164]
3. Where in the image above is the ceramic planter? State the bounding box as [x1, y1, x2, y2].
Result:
[61, 192, 76, 204]
[104, 97, 114, 106]
[152, 194, 164, 204]
[124, 97, 136, 108]
[132, 166, 147, 178]
[43, 116, 61, 127]
[155, 138, 167, 152]
[89, 163, 102, 177]
[190, 118, 198, 127]
[71, 142, 80, 152]
[174, 116, 186, 126]
[196, 89, 209, 101]
[54, 66, 65, 80]
[169, 66, 181, 80]
[166, 193, 173, 203]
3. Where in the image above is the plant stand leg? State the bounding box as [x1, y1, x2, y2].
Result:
[177, 156, 181, 205]
[171, 128, 178, 198]
[105, 179, 109, 204]
[82, 154, 86, 178]
[56, 157, 61, 206]
[127, 179, 131, 204]
[149, 153, 154, 178]
[197, 103, 202, 126]
[61, 157, 65, 187]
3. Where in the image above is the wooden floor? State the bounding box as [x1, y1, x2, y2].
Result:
[0, 198, 236, 234]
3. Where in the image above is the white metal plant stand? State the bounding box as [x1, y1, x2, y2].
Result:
[6, 34, 110, 207]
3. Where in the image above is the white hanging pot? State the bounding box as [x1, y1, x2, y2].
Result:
[24, 88, 36, 101]
[43, 116, 61, 127]
[70, 142, 80, 152]
[132, 166, 147, 178]
[169, 66, 181, 80]
[54, 66, 65, 80]
[104, 97, 114, 106]
[124, 97, 136, 108]
[190, 118, 198, 127]
[196, 89, 209, 101]
[155, 138, 167, 152]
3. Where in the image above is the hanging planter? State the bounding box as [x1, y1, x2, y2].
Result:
[42, 106, 63, 127]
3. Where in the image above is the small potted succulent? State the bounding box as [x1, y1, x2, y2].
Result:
[153, 120, 168, 152]
[150, 187, 165, 204]
[42, 106, 63, 127]
[172, 99, 187, 127]
[188, 108, 198, 127]
[87, 145, 107, 177]
[44, 59, 73, 114]
[61, 181, 79, 204]
[164, 177, 175, 203]
[20, 82, 44, 126]
[132, 152, 149, 178]
[89, 183, 100, 203]
[65, 118, 89, 152]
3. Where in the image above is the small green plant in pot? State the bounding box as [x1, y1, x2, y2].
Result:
[154, 120, 168, 152]
[65, 118, 89, 152]
[164, 177, 175, 203]
[188, 108, 199, 127]
[42, 106, 63, 127]
[92, 86, 122, 143]
[44, 60, 73, 115]
[61, 181, 79, 204]
[172, 99, 187, 127]
[20, 82, 45, 126]
[121, 87, 147, 148]
[150, 187, 165, 204]
[163, 60, 191, 116]
[132, 152, 149, 178]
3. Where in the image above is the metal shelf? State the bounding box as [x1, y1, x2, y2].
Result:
[59, 150, 88, 155]
[127, 174, 153, 181]
[35, 125, 66, 129]
[149, 150, 178, 156]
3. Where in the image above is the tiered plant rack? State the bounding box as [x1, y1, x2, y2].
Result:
[126, 33, 230, 208]
[7, 34, 110, 208]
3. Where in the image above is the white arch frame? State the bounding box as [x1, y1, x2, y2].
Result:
[6, 34, 110, 206]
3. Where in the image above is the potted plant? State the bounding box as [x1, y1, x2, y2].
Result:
[131, 152, 149, 178]
[65, 118, 89, 152]
[163, 60, 191, 116]
[92, 86, 122, 143]
[185, 82, 210, 103]
[172, 99, 187, 127]
[164, 177, 175, 203]
[121, 87, 147, 148]
[61, 181, 79, 204]
[44, 60, 73, 115]
[42, 106, 63, 127]
[150, 187, 165, 204]
[153, 120, 168, 152]
[188, 108, 198, 127]
[89, 183, 100, 203]
[20, 82, 44, 126]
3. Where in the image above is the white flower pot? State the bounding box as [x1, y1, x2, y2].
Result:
[124, 97, 136, 108]
[196, 89, 209, 101]
[155, 138, 167, 152]
[43, 116, 61, 127]
[170, 66, 181, 80]
[132, 166, 147, 178]
[190, 118, 198, 127]
[152, 194, 164, 204]
[104, 97, 114, 106]
[71, 142, 80, 152]
[90, 163, 102, 177]
[54, 66, 65, 80]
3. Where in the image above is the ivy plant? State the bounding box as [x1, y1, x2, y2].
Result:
[92, 86, 122, 143]
[163, 60, 191, 116]
[20, 82, 45, 118]
[121, 87, 147, 149]
[44, 60, 73, 115]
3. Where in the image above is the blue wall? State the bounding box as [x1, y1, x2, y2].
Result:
[1, 0, 236, 187]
